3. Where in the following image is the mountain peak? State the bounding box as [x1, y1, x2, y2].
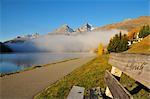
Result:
[49, 24, 74, 35]
[84, 22, 93, 29]
[75, 23, 94, 33]
[85, 22, 91, 26]
[62, 24, 69, 28]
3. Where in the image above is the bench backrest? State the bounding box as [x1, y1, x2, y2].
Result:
[109, 53, 150, 89]
[105, 53, 150, 99]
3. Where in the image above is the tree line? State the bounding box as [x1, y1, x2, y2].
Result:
[139, 25, 150, 38]
[107, 25, 150, 53]
[107, 32, 128, 53]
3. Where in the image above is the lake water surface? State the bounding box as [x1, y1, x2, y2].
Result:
[0, 53, 94, 74]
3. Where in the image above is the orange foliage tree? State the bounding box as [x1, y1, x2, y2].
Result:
[127, 28, 140, 40]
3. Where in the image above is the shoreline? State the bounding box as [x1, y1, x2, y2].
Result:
[0, 58, 79, 77]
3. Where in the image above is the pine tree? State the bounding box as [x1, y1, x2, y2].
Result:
[107, 32, 129, 53]
[139, 25, 150, 38]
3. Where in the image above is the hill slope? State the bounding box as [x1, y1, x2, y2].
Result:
[94, 16, 150, 31]
[127, 35, 150, 54]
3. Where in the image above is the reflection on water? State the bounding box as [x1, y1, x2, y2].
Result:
[0, 53, 94, 74]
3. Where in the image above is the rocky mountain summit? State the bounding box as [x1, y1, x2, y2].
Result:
[49, 24, 74, 35]
[75, 23, 94, 33]
[49, 23, 94, 35]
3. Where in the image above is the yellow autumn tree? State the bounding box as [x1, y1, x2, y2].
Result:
[98, 43, 104, 55]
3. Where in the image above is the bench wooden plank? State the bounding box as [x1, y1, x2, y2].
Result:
[105, 70, 133, 99]
[109, 53, 150, 89]
[67, 86, 85, 99]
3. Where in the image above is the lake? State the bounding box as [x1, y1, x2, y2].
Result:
[0, 53, 94, 74]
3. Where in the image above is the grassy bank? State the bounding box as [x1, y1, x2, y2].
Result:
[127, 35, 150, 54]
[120, 74, 149, 99]
[35, 54, 149, 99]
[35, 55, 111, 98]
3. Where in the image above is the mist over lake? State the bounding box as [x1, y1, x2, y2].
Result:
[5, 29, 127, 52]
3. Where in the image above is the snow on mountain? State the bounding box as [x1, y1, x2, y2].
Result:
[48, 23, 95, 35]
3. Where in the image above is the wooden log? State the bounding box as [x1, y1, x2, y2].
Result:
[67, 86, 85, 99]
[109, 53, 150, 89]
[105, 70, 133, 99]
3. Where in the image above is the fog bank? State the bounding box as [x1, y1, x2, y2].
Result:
[6, 29, 127, 52]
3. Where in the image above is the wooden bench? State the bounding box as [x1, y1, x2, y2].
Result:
[105, 53, 150, 99]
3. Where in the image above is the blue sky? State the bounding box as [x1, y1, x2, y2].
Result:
[1, 0, 149, 41]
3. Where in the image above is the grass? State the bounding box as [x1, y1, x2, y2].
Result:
[120, 74, 150, 99]
[127, 35, 150, 54]
[35, 54, 149, 99]
[35, 55, 111, 99]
